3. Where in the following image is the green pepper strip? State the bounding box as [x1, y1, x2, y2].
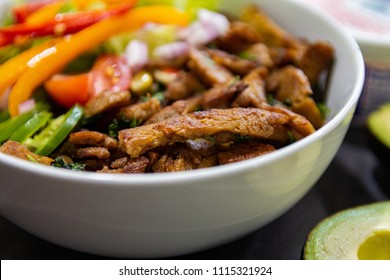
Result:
[9, 111, 52, 143]
[0, 102, 48, 143]
[31, 104, 84, 156]
[0, 110, 10, 122]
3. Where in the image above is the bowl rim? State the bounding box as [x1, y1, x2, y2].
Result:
[0, 0, 365, 187]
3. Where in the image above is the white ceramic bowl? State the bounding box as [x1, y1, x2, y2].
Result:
[0, 0, 364, 258]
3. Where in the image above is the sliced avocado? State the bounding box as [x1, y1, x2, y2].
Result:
[367, 103, 390, 165]
[304, 201, 390, 260]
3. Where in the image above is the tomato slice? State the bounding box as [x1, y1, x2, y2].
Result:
[44, 55, 130, 108]
[90, 54, 131, 96]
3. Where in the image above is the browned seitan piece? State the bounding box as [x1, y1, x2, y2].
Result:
[266, 65, 323, 129]
[74, 147, 111, 160]
[232, 68, 315, 136]
[188, 48, 233, 85]
[69, 131, 119, 149]
[201, 78, 248, 109]
[145, 100, 189, 124]
[150, 145, 217, 172]
[0, 141, 53, 165]
[118, 107, 291, 158]
[232, 68, 268, 108]
[205, 48, 260, 76]
[215, 21, 261, 53]
[240, 4, 298, 48]
[165, 71, 204, 101]
[99, 156, 150, 174]
[295, 40, 335, 86]
[218, 141, 276, 165]
[241, 43, 273, 68]
[67, 131, 121, 168]
[120, 97, 161, 123]
[84, 90, 131, 117]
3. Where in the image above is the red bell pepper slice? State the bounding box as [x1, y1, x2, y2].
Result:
[0, 2, 136, 46]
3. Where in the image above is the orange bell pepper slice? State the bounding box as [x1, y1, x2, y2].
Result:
[12, 0, 59, 23]
[24, 1, 66, 26]
[44, 73, 91, 108]
[8, 5, 189, 116]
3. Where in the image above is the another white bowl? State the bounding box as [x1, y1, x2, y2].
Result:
[0, 0, 364, 258]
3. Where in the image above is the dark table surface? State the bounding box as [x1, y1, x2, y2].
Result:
[1, 125, 389, 260]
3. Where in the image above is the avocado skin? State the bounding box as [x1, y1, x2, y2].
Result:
[303, 201, 390, 260]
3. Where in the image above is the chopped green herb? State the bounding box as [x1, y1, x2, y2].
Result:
[317, 102, 330, 119]
[266, 94, 275, 105]
[236, 134, 249, 142]
[287, 131, 296, 143]
[26, 154, 39, 164]
[239, 51, 257, 61]
[227, 76, 241, 89]
[81, 113, 102, 127]
[152, 92, 165, 103]
[52, 156, 85, 171]
[0, 110, 10, 122]
[139, 93, 165, 103]
[283, 98, 293, 107]
[193, 105, 203, 112]
[108, 115, 142, 138]
[108, 119, 120, 138]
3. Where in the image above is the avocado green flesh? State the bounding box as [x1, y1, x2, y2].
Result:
[304, 201, 390, 260]
[367, 103, 390, 148]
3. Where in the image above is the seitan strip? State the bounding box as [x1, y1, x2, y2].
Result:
[84, 90, 131, 117]
[218, 141, 276, 165]
[69, 131, 118, 149]
[188, 48, 233, 85]
[0, 141, 53, 165]
[118, 107, 290, 158]
[120, 97, 161, 123]
[266, 65, 323, 128]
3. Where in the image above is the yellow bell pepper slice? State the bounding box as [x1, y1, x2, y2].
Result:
[8, 5, 189, 116]
[0, 38, 60, 98]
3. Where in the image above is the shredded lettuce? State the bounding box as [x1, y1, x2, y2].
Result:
[0, 36, 54, 64]
[0, 110, 10, 122]
[57, 1, 79, 14]
[137, 0, 221, 13]
[0, 0, 24, 25]
[102, 24, 177, 55]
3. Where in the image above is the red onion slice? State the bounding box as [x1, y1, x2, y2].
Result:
[124, 39, 149, 72]
[153, 41, 190, 60]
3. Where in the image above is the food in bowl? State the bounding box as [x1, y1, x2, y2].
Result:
[0, 0, 335, 173]
[304, 201, 390, 260]
[0, 0, 364, 258]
